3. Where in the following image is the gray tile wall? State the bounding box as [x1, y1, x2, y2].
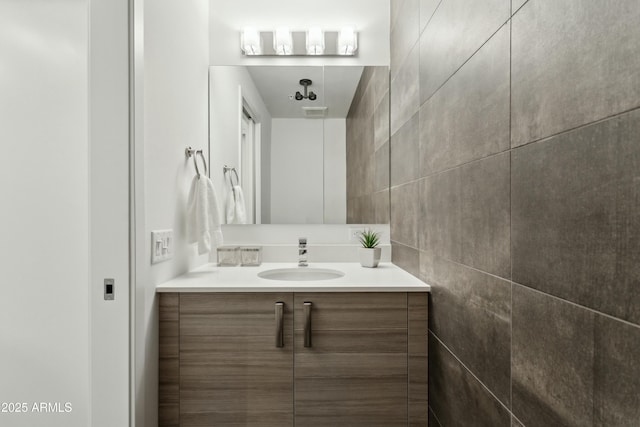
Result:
[346, 66, 390, 224]
[389, 0, 640, 424]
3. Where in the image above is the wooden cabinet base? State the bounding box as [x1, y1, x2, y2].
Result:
[159, 292, 428, 427]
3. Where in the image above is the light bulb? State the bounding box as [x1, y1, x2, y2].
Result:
[241, 27, 261, 55]
[337, 27, 357, 55]
[306, 27, 325, 55]
[274, 27, 293, 55]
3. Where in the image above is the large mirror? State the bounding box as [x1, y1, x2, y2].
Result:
[209, 65, 389, 224]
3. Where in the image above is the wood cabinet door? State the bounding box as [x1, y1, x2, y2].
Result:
[177, 293, 294, 427]
[293, 292, 409, 427]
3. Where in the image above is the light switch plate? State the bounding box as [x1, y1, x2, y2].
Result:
[151, 229, 173, 264]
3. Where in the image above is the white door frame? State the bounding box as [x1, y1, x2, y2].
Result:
[89, 0, 132, 425]
[238, 88, 262, 224]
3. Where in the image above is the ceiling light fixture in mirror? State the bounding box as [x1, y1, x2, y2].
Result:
[294, 79, 317, 101]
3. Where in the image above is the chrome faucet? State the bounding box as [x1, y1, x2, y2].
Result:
[298, 237, 308, 267]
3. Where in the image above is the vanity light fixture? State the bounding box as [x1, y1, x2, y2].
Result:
[241, 27, 262, 55]
[240, 27, 358, 56]
[274, 27, 293, 55]
[306, 27, 325, 55]
[337, 26, 358, 55]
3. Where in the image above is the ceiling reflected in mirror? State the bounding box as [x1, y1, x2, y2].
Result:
[245, 66, 363, 118]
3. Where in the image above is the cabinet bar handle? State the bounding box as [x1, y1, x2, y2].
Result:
[275, 302, 284, 348]
[304, 302, 312, 348]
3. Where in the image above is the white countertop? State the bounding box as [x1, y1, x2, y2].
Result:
[156, 262, 430, 293]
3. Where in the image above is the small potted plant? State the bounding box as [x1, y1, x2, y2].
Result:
[358, 229, 382, 268]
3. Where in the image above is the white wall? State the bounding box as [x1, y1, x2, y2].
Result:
[0, 1, 89, 426]
[209, 66, 272, 223]
[323, 119, 346, 223]
[271, 119, 324, 223]
[209, 0, 390, 66]
[270, 119, 346, 224]
[137, 0, 210, 426]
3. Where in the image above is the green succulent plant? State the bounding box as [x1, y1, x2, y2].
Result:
[358, 229, 381, 249]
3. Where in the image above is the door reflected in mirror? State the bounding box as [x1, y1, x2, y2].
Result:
[209, 65, 389, 225]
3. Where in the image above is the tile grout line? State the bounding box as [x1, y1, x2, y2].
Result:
[511, 281, 640, 331]
[392, 232, 640, 330]
[390, 241, 512, 285]
[389, 98, 640, 190]
[412, 23, 421, 253]
[512, 103, 640, 150]
[390, 21, 420, 88]
[392, 99, 640, 193]
[509, 6, 515, 422]
[389, 148, 512, 191]
[513, 414, 526, 426]
[429, 330, 513, 416]
[510, 281, 515, 423]
[387, 94, 393, 231]
[592, 300, 597, 427]
[420, 18, 512, 108]
[511, 0, 531, 17]
[389, 0, 407, 38]
[429, 405, 444, 427]
[389, 99, 640, 195]
[392, 100, 640, 203]
[419, 0, 444, 39]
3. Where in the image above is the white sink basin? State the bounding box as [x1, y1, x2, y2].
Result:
[258, 267, 345, 281]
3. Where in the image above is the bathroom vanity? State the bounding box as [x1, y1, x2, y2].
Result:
[157, 263, 429, 427]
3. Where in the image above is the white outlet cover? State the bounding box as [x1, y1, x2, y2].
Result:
[348, 227, 365, 243]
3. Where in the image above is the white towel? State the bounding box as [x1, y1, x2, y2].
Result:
[225, 185, 247, 224]
[187, 175, 223, 255]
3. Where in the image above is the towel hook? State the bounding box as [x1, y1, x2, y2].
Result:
[231, 168, 239, 186]
[185, 146, 207, 178]
[223, 165, 239, 187]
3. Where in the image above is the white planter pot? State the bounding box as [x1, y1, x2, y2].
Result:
[359, 247, 381, 268]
